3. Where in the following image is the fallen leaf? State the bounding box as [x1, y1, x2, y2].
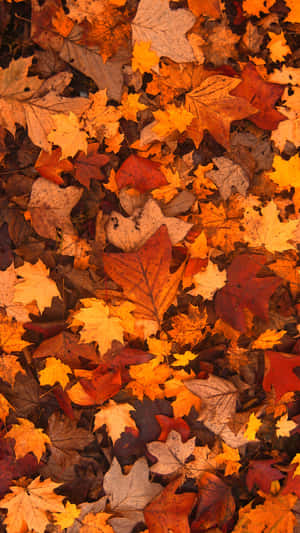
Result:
[5, 418, 50, 462]
[188, 260, 227, 300]
[94, 400, 137, 444]
[73, 143, 109, 188]
[147, 430, 196, 476]
[263, 350, 300, 401]
[206, 157, 249, 200]
[35, 147, 73, 185]
[132, 0, 196, 64]
[14, 260, 61, 314]
[38, 357, 72, 389]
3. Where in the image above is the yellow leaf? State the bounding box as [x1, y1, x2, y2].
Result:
[189, 260, 227, 300]
[14, 260, 61, 314]
[94, 400, 137, 443]
[119, 92, 147, 122]
[170, 306, 208, 347]
[70, 298, 124, 355]
[171, 351, 198, 367]
[39, 357, 72, 389]
[215, 442, 241, 476]
[5, 418, 51, 462]
[244, 413, 262, 441]
[268, 32, 290, 62]
[0, 316, 30, 354]
[53, 501, 81, 529]
[80, 512, 114, 533]
[252, 329, 286, 350]
[152, 104, 193, 139]
[291, 454, 300, 477]
[48, 112, 88, 159]
[268, 154, 300, 189]
[187, 231, 208, 259]
[1, 477, 64, 533]
[127, 358, 172, 400]
[132, 41, 159, 74]
[164, 377, 201, 417]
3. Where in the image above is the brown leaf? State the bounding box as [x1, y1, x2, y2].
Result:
[73, 143, 109, 188]
[144, 476, 196, 533]
[103, 225, 185, 329]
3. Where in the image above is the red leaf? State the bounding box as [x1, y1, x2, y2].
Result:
[79, 367, 122, 404]
[53, 385, 75, 420]
[215, 254, 281, 332]
[35, 147, 73, 185]
[155, 415, 190, 442]
[281, 466, 300, 498]
[73, 143, 109, 188]
[263, 350, 300, 400]
[246, 459, 285, 493]
[191, 472, 235, 531]
[230, 62, 286, 130]
[115, 154, 168, 192]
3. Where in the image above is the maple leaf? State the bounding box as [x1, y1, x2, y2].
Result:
[230, 62, 286, 130]
[70, 298, 124, 355]
[35, 147, 73, 185]
[263, 350, 300, 401]
[0, 317, 30, 354]
[244, 412, 262, 440]
[0, 56, 88, 151]
[0, 355, 25, 387]
[94, 400, 137, 444]
[169, 306, 208, 347]
[185, 74, 257, 148]
[127, 357, 172, 401]
[132, 0, 196, 64]
[188, 260, 227, 300]
[0, 476, 65, 533]
[243, 201, 298, 253]
[33, 330, 99, 368]
[73, 143, 109, 188]
[152, 104, 193, 139]
[268, 154, 300, 189]
[232, 492, 297, 533]
[80, 512, 114, 533]
[185, 375, 238, 438]
[132, 41, 159, 74]
[252, 329, 286, 350]
[119, 92, 147, 122]
[13, 260, 61, 314]
[5, 418, 50, 462]
[215, 442, 241, 476]
[53, 501, 81, 529]
[147, 430, 196, 476]
[104, 457, 162, 533]
[171, 351, 198, 367]
[192, 472, 236, 530]
[246, 459, 285, 494]
[39, 357, 72, 389]
[276, 414, 297, 438]
[31, 0, 129, 101]
[206, 157, 249, 200]
[215, 254, 281, 332]
[47, 112, 88, 159]
[164, 376, 202, 418]
[103, 226, 185, 329]
[144, 476, 196, 533]
[0, 264, 30, 323]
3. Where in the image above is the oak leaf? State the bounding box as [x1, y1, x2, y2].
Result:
[70, 298, 124, 355]
[185, 75, 257, 148]
[5, 418, 50, 462]
[132, 0, 196, 64]
[103, 226, 185, 329]
[0, 476, 65, 533]
[13, 260, 61, 314]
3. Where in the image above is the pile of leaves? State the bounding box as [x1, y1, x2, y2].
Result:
[0, 0, 300, 531]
